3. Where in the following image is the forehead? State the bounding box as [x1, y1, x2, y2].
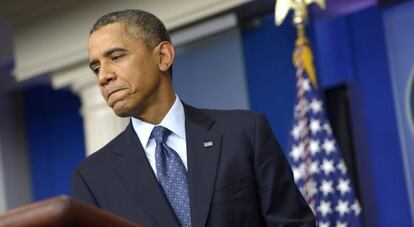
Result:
[88, 23, 134, 55]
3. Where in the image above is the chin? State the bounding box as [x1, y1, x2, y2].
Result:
[109, 99, 142, 119]
[112, 108, 132, 118]
[110, 103, 132, 118]
[108, 99, 132, 118]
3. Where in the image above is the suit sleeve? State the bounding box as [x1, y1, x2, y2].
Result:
[253, 113, 316, 226]
[72, 169, 99, 206]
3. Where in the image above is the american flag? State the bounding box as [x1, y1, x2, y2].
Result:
[287, 41, 362, 227]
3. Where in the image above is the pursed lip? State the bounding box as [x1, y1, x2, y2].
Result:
[107, 88, 126, 99]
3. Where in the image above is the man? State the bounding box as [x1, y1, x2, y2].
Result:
[73, 9, 315, 227]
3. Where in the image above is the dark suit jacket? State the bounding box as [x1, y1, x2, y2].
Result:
[72, 104, 315, 227]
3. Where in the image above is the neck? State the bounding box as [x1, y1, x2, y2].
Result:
[135, 89, 176, 125]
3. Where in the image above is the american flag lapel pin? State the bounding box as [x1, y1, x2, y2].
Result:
[203, 141, 214, 148]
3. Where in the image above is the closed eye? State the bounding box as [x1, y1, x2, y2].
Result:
[92, 66, 100, 75]
[111, 53, 124, 61]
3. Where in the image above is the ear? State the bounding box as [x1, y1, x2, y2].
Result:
[157, 41, 175, 73]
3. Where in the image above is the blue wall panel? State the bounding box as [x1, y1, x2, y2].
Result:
[174, 28, 250, 110]
[241, 15, 297, 151]
[346, 7, 412, 226]
[383, 1, 414, 225]
[24, 86, 85, 201]
[311, 17, 355, 88]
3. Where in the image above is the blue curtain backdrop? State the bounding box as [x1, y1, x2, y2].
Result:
[24, 86, 85, 201]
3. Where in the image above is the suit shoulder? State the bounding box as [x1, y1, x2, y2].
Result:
[200, 108, 265, 123]
[196, 108, 271, 137]
[73, 126, 128, 174]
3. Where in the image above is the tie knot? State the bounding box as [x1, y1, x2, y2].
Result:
[152, 126, 171, 144]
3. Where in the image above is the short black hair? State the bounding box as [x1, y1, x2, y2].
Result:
[90, 9, 171, 49]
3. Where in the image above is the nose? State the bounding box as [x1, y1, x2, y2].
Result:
[98, 65, 116, 86]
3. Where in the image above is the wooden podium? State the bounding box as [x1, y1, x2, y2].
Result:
[0, 196, 141, 227]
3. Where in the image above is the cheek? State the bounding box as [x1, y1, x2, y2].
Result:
[117, 56, 156, 92]
[123, 67, 146, 91]
[99, 87, 108, 100]
[117, 63, 139, 85]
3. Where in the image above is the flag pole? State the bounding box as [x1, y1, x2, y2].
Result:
[275, 0, 325, 89]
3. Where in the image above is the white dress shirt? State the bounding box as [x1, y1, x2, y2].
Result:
[131, 95, 187, 177]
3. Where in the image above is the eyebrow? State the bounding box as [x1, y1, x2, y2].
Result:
[89, 47, 128, 70]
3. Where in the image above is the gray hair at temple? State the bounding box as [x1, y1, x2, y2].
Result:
[90, 9, 171, 50]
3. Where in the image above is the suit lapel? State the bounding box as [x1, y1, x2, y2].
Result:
[113, 124, 180, 227]
[184, 105, 222, 227]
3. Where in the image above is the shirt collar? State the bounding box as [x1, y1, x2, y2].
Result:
[131, 95, 186, 147]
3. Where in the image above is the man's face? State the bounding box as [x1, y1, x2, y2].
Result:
[88, 23, 163, 118]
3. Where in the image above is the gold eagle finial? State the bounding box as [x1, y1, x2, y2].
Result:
[275, 0, 326, 26]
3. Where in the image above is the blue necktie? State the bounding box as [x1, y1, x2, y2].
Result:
[152, 126, 191, 227]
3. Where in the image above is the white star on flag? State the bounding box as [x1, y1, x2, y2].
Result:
[323, 139, 336, 155]
[310, 98, 323, 113]
[335, 200, 350, 216]
[310, 119, 322, 134]
[317, 200, 332, 217]
[301, 78, 311, 91]
[336, 221, 348, 227]
[319, 221, 330, 227]
[292, 163, 305, 182]
[351, 200, 362, 216]
[291, 124, 302, 140]
[289, 143, 304, 162]
[309, 139, 321, 155]
[337, 160, 347, 175]
[304, 179, 318, 198]
[323, 123, 333, 135]
[320, 179, 334, 196]
[337, 178, 351, 195]
[309, 161, 320, 174]
[321, 159, 335, 175]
